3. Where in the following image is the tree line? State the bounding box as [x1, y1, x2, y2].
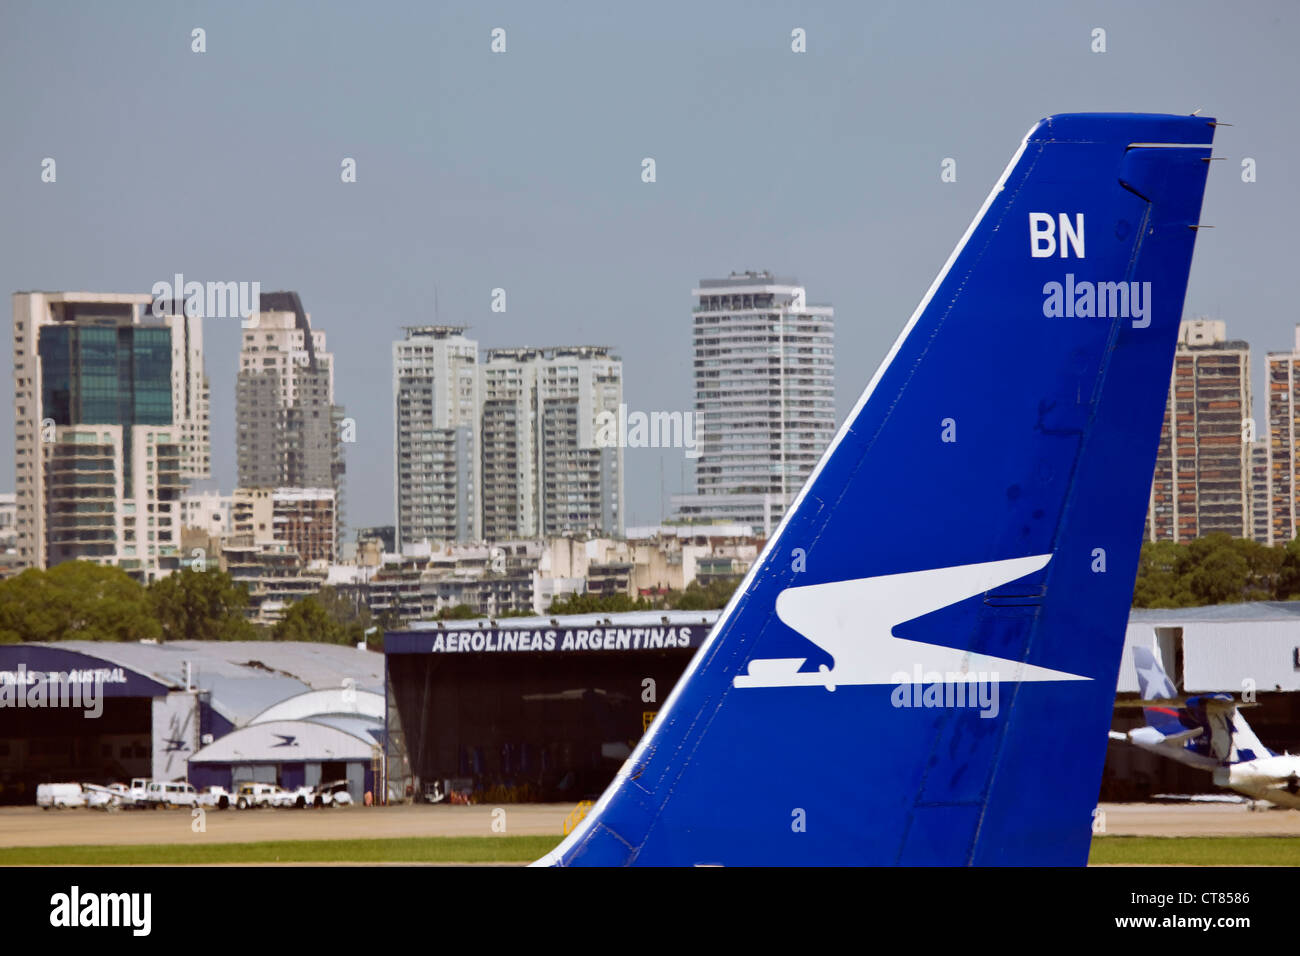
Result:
[546, 576, 743, 614]
[1133, 533, 1300, 608]
[0, 561, 746, 645]
[0, 562, 382, 645]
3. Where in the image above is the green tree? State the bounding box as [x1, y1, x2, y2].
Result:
[1185, 545, 1249, 605]
[0, 562, 160, 643]
[547, 591, 653, 615]
[148, 568, 255, 642]
[669, 576, 742, 611]
[546, 576, 744, 616]
[372, 608, 404, 643]
[272, 596, 348, 643]
[1277, 538, 1300, 600]
[1229, 536, 1283, 601]
[1133, 533, 1288, 608]
[272, 587, 370, 644]
[1132, 540, 1191, 608]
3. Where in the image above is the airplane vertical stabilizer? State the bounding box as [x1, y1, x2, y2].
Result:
[539, 113, 1214, 866]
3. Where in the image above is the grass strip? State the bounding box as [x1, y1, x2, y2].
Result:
[0, 835, 563, 866]
[1091, 835, 1300, 866]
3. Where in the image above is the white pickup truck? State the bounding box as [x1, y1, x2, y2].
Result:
[234, 782, 294, 809]
[196, 786, 233, 810]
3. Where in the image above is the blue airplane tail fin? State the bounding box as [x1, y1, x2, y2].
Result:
[1132, 644, 1190, 735]
[1187, 695, 1273, 763]
[539, 113, 1215, 866]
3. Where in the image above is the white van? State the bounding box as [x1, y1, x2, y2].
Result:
[36, 783, 87, 809]
[145, 781, 198, 808]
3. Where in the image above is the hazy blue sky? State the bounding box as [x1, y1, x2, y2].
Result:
[3, 0, 1297, 534]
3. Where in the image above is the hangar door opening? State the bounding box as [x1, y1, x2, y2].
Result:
[0, 698, 152, 804]
[388, 649, 692, 803]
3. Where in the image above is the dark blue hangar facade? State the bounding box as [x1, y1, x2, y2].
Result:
[383, 611, 719, 803]
[0, 641, 385, 806]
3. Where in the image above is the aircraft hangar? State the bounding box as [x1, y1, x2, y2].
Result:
[1108, 604, 1300, 799]
[0, 641, 384, 805]
[387, 603, 1300, 806]
[6, 602, 1300, 807]
[383, 611, 717, 803]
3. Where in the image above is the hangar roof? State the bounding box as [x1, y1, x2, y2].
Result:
[30, 640, 382, 690]
[251, 688, 385, 725]
[4, 641, 383, 726]
[188, 718, 378, 764]
[1123, 602, 1300, 693]
[1130, 603, 1300, 624]
[306, 714, 385, 745]
[406, 610, 721, 631]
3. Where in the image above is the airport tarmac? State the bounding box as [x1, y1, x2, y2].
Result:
[0, 803, 572, 848]
[3, 801, 1298, 851]
[1097, 801, 1300, 837]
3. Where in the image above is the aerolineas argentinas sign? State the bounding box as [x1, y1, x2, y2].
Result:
[422, 625, 700, 654]
[0, 664, 122, 718]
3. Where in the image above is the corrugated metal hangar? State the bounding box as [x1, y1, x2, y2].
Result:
[8, 601, 1300, 806]
[0, 641, 383, 805]
[387, 604, 1300, 805]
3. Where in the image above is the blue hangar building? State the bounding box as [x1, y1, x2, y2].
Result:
[0, 641, 385, 805]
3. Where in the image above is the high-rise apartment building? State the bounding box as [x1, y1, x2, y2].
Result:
[11, 291, 209, 579]
[671, 272, 835, 535]
[1250, 441, 1270, 544]
[1147, 319, 1252, 542]
[1266, 325, 1300, 544]
[236, 292, 346, 548]
[389, 329, 624, 548]
[392, 326, 480, 549]
[480, 346, 623, 539]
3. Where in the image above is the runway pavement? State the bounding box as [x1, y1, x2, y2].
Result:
[4, 801, 1296, 852]
[0, 803, 572, 848]
[1097, 801, 1300, 837]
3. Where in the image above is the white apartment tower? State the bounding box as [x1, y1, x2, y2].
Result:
[480, 346, 624, 540]
[672, 272, 835, 535]
[11, 291, 210, 580]
[393, 326, 481, 548]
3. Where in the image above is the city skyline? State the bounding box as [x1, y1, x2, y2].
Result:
[15, 278, 1300, 549]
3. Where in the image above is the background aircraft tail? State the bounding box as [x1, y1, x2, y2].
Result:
[1193, 696, 1271, 764]
[1132, 644, 1190, 736]
[539, 113, 1214, 866]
